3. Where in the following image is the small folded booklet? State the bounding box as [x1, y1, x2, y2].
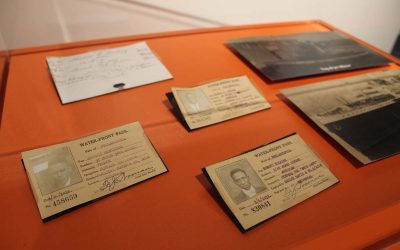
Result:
[21, 122, 168, 220]
[167, 75, 271, 130]
[47, 42, 172, 104]
[203, 134, 338, 232]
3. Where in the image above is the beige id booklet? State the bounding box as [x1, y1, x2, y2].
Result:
[21, 122, 168, 220]
[203, 134, 338, 232]
[167, 75, 271, 130]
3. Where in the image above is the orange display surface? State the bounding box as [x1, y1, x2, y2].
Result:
[0, 21, 399, 249]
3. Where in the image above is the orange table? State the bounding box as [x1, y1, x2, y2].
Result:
[0, 21, 399, 249]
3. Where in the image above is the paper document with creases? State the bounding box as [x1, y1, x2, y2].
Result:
[47, 42, 172, 104]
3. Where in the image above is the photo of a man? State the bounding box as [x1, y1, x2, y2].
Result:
[30, 147, 82, 195]
[177, 89, 212, 114]
[216, 159, 267, 204]
[230, 168, 266, 202]
[48, 158, 76, 190]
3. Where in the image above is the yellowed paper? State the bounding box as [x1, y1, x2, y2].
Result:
[171, 75, 271, 129]
[204, 134, 338, 231]
[21, 122, 167, 219]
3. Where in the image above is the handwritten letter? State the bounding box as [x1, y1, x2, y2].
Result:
[47, 42, 172, 103]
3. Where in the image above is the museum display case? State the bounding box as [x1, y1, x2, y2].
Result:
[0, 20, 399, 249]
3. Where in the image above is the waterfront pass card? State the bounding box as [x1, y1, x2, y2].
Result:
[167, 75, 271, 130]
[21, 122, 168, 219]
[203, 134, 338, 231]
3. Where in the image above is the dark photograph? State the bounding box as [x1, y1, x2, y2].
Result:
[228, 32, 391, 81]
[282, 69, 400, 164]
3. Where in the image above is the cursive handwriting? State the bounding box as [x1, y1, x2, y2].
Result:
[99, 172, 126, 191]
[283, 181, 302, 199]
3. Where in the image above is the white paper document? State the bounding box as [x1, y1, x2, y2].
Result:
[47, 42, 172, 104]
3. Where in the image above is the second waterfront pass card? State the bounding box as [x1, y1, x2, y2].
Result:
[203, 134, 338, 231]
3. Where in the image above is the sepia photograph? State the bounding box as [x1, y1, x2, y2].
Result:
[29, 147, 82, 195]
[228, 32, 391, 81]
[216, 159, 267, 204]
[282, 69, 400, 163]
[176, 88, 213, 114]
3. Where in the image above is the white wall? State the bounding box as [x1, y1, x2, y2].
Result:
[162, 0, 400, 53]
[0, 0, 399, 53]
